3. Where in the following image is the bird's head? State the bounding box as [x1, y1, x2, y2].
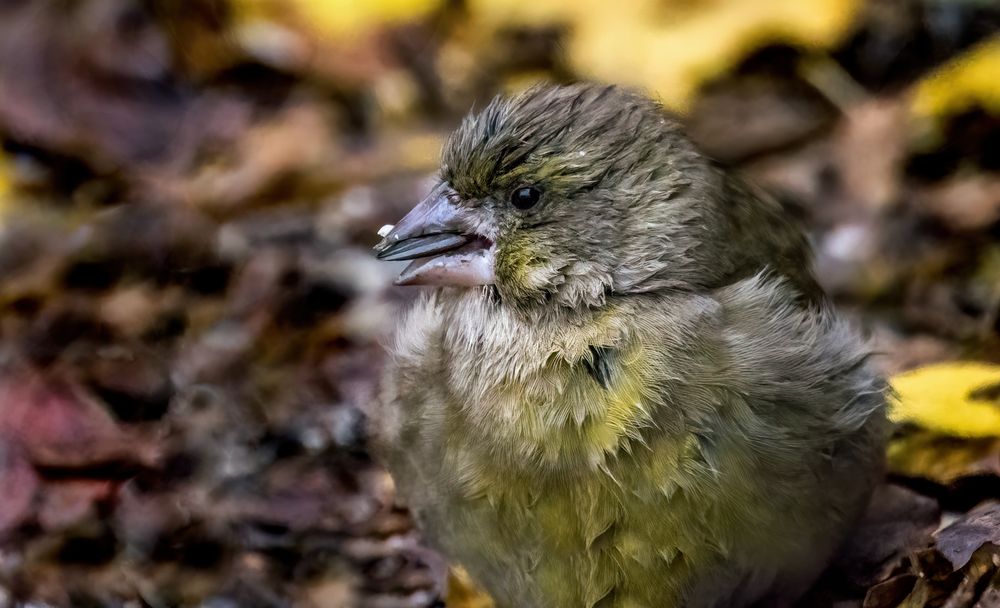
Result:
[376, 84, 806, 312]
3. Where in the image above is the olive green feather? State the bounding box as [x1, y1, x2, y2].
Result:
[374, 84, 888, 608]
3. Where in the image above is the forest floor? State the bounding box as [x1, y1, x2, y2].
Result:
[0, 1, 999, 606]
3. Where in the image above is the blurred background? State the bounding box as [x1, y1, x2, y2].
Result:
[0, 0, 999, 606]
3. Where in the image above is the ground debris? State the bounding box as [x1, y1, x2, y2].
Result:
[0, 1, 998, 606]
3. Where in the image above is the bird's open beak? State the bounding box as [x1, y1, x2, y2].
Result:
[374, 184, 496, 286]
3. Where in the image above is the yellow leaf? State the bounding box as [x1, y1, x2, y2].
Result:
[468, 0, 861, 109]
[234, 0, 439, 40]
[887, 430, 1000, 484]
[912, 36, 1000, 119]
[890, 362, 1000, 437]
[233, 0, 861, 108]
[446, 566, 495, 608]
[0, 153, 11, 220]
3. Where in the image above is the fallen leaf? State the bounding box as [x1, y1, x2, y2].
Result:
[0, 369, 160, 472]
[888, 431, 1000, 485]
[687, 70, 838, 163]
[0, 2, 190, 170]
[468, 0, 862, 109]
[0, 439, 40, 536]
[934, 502, 1000, 571]
[446, 566, 495, 608]
[85, 345, 174, 423]
[891, 363, 1000, 437]
[912, 36, 1000, 120]
[0, 151, 10, 213]
[835, 96, 909, 211]
[233, 0, 438, 41]
[975, 569, 1000, 607]
[915, 174, 1000, 232]
[864, 574, 918, 608]
[897, 576, 933, 608]
[937, 543, 1000, 608]
[37, 479, 116, 532]
[837, 483, 941, 588]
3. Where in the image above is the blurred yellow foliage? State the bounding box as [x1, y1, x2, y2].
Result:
[912, 36, 1000, 119]
[888, 431, 1000, 484]
[234, 0, 438, 39]
[891, 363, 1000, 437]
[446, 566, 495, 608]
[469, 0, 862, 109]
[235, 0, 862, 109]
[0, 154, 10, 218]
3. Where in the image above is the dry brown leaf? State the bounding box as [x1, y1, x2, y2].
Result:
[0, 440, 40, 536]
[935, 503, 1000, 572]
[915, 175, 1000, 233]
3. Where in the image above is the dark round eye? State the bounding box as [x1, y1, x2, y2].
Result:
[510, 186, 542, 210]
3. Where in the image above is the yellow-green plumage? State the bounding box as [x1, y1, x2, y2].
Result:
[374, 85, 887, 607]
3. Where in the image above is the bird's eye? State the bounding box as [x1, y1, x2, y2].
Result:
[510, 186, 542, 210]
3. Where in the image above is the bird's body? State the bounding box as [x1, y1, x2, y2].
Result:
[374, 84, 887, 607]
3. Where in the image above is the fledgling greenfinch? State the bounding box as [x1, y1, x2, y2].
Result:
[373, 84, 888, 608]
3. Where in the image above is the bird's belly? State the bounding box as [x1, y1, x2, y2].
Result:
[413, 457, 709, 608]
[399, 428, 854, 608]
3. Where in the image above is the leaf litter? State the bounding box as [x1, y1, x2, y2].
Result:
[0, 0, 997, 606]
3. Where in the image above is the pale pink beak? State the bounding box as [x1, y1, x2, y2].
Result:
[375, 184, 495, 286]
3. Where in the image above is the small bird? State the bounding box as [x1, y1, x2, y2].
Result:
[373, 84, 888, 608]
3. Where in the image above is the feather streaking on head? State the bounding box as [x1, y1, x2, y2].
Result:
[423, 84, 819, 313]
